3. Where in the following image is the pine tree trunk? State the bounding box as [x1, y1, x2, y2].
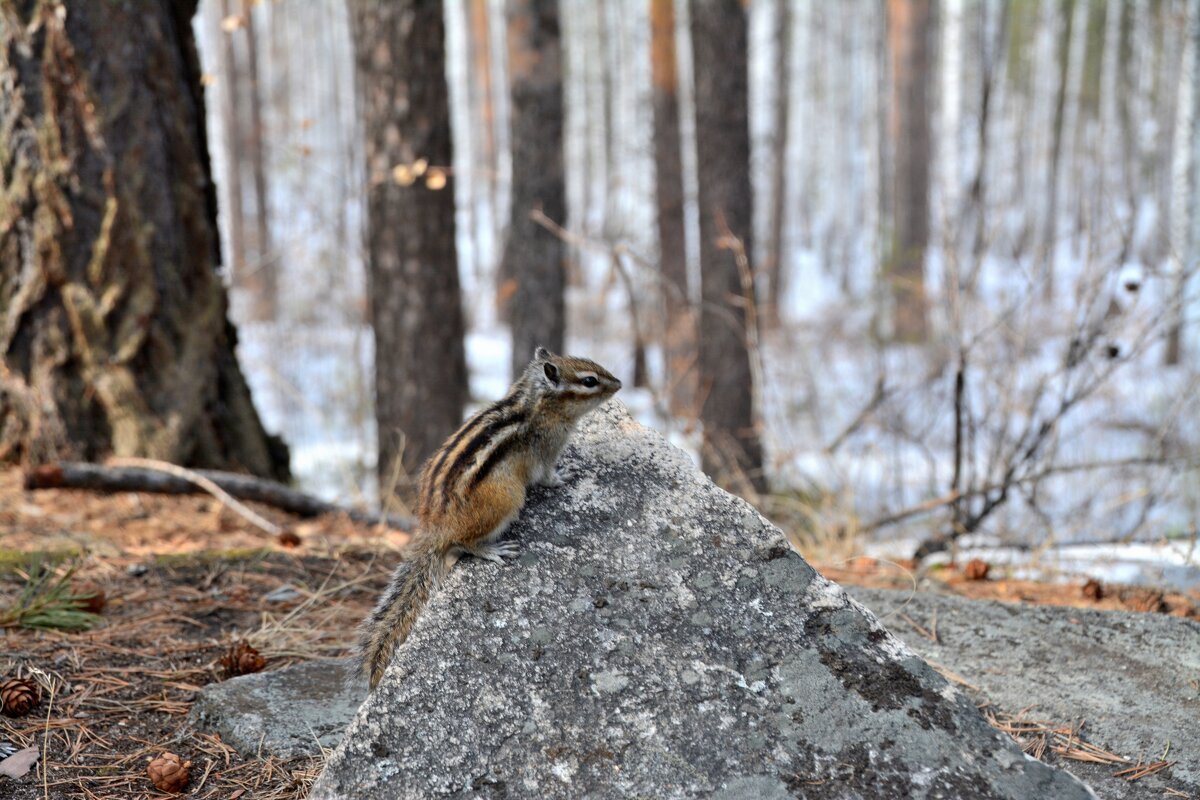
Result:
[0, 0, 288, 478]
[885, 0, 931, 341]
[690, 0, 764, 494]
[650, 0, 694, 417]
[503, 0, 566, 379]
[348, 0, 468, 487]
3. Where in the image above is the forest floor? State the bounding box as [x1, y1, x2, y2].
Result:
[0, 467, 1196, 798]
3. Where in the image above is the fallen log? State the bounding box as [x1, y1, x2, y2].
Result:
[24, 461, 413, 531]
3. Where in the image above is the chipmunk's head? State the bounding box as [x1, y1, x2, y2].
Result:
[527, 346, 621, 419]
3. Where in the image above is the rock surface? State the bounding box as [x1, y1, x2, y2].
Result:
[187, 595, 1198, 799]
[848, 588, 1200, 800]
[305, 401, 1091, 799]
[187, 658, 366, 759]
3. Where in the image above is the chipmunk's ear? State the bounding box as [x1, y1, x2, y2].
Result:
[534, 346, 551, 361]
[543, 361, 560, 385]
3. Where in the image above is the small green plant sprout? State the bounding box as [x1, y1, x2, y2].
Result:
[0, 556, 102, 632]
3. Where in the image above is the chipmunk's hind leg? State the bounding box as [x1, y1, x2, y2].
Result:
[464, 538, 520, 564]
[451, 474, 524, 564]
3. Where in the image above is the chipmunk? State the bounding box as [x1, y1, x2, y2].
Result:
[358, 347, 621, 689]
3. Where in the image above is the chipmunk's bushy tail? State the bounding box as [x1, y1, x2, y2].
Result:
[357, 545, 450, 689]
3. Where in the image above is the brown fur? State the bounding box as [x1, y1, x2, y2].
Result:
[356, 348, 620, 689]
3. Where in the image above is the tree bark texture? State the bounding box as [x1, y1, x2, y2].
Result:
[348, 0, 468, 487]
[650, 0, 694, 417]
[503, 0, 566, 379]
[885, 0, 931, 341]
[0, 0, 288, 479]
[690, 0, 764, 493]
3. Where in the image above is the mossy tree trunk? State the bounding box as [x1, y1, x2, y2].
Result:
[0, 0, 288, 480]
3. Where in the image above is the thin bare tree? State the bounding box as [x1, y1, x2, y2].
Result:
[884, 0, 932, 340]
[764, 0, 793, 326]
[650, 0, 694, 416]
[240, 0, 276, 321]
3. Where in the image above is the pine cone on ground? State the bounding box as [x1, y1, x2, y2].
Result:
[1119, 587, 1167, 613]
[962, 559, 990, 581]
[219, 640, 266, 679]
[146, 752, 191, 793]
[0, 678, 40, 717]
[73, 582, 107, 614]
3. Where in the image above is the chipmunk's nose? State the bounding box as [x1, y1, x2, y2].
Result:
[612, 378, 623, 391]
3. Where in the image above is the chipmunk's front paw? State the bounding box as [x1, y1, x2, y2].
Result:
[539, 469, 565, 488]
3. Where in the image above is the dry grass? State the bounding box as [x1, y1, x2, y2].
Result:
[0, 467, 405, 799]
[0, 552, 387, 800]
[984, 707, 1178, 784]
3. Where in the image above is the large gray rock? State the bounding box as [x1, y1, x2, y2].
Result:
[311, 401, 1093, 799]
[848, 588, 1200, 800]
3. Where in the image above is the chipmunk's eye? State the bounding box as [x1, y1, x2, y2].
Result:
[581, 376, 599, 388]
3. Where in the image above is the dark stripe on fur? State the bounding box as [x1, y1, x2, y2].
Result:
[421, 394, 520, 510]
[435, 409, 526, 509]
[466, 431, 524, 492]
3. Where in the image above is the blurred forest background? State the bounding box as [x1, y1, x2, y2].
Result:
[3, 0, 1200, 586]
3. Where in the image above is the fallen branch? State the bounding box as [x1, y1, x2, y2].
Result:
[24, 461, 413, 531]
[113, 457, 283, 536]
